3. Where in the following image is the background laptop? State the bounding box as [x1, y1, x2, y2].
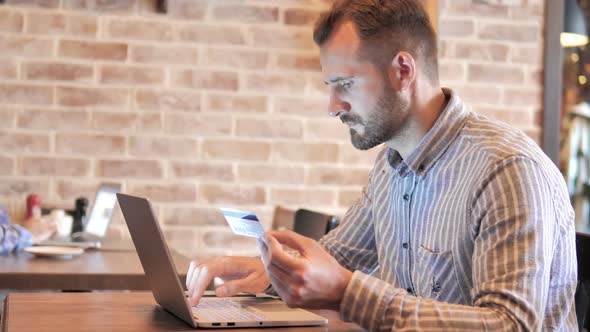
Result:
[41, 182, 121, 249]
[117, 193, 327, 329]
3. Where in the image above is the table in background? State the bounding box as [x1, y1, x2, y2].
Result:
[1, 292, 365, 332]
[0, 245, 190, 290]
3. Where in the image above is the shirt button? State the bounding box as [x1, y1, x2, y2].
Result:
[403, 194, 410, 201]
[402, 242, 408, 249]
[406, 288, 413, 294]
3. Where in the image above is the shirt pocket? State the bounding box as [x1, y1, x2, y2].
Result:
[415, 245, 466, 304]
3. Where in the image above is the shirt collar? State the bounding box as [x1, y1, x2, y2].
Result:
[387, 88, 470, 177]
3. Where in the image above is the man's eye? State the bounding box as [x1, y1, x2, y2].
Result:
[339, 81, 352, 89]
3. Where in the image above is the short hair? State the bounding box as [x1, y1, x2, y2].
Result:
[313, 0, 439, 83]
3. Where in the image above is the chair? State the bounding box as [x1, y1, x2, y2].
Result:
[293, 209, 339, 240]
[271, 206, 296, 231]
[576, 232, 590, 331]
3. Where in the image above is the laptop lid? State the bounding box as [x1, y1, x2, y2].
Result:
[117, 193, 198, 327]
[84, 183, 121, 238]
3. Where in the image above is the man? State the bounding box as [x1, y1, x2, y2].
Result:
[186, 0, 577, 330]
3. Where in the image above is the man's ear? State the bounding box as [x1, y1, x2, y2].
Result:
[387, 51, 416, 91]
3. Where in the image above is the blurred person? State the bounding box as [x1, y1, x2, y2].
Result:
[185, 1, 577, 331]
[1, 211, 57, 255]
[0, 208, 58, 317]
[561, 100, 590, 232]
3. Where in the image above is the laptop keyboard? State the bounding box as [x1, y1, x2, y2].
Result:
[193, 298, 268, 321]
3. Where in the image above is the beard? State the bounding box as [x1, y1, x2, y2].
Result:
[341, 88, 409, 150]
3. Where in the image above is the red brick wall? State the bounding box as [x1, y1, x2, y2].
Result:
[0, 0, 545, 257]
[440, 0, 544, 141]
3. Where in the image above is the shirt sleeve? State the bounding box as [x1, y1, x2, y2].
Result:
[319, 167, 379, 275]
[338, 156, 577, 332]
[0, 224, 33, 255]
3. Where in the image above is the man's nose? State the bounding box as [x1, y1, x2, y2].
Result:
[328, 92, 350, 117]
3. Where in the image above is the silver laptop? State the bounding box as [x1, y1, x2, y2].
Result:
[41, 183, 121, 249]
[117, 193, 327, 329]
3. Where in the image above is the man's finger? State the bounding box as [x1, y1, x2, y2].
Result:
[197, 267, 213, 303]
[187, 261, 228, 306]
[188, 268, 204, 306]
[190, 266, 214, 307]
[187, 260, 206, 295]
[266, 234, 304, 271]
[267, 258, 295, 284]
[187, 266, 202, 299]
[216, 273, 258, 297]
[267, 230, 312, 253]
[257, 238, 271, 267]
[267, 267, 292, 302]
[186, 261, 196, 289]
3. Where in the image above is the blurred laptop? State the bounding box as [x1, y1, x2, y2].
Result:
[40, 183, 121, 249]
[117, 193, 327, 329]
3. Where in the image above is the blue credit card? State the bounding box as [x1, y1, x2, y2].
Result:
[220, 208, 271, 265]
[220, 208, 265, 239]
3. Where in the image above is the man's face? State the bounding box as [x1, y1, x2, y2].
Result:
[319, 20, 410, 150]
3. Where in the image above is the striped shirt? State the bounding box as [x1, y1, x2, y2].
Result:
[320, 88, 577, 331]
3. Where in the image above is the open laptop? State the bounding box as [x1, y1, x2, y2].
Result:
[117, 193, 327, 329]
[41, 183, 121, 249]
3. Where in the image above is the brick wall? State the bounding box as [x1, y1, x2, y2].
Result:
[0, 0, 545, 258]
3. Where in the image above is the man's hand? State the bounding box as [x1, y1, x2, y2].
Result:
[261, 230, 352, 311]
[185, 256, 270, 307]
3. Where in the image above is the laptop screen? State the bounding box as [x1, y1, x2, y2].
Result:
[85, 183, 121, 237]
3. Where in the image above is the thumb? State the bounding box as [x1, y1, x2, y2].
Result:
[215, 275, 258, 297]
[267, 230, 310, 254]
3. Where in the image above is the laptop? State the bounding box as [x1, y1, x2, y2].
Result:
[117, 193, 328, 329]
[41, 183, 121, 249]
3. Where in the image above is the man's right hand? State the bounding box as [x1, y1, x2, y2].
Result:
[186, 256, 270, 307]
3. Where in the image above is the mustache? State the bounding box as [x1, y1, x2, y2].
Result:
[340, 113, 362, 125]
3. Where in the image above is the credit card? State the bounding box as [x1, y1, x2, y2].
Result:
[220, 208, 266, 239]
[220, 208, 271, 265]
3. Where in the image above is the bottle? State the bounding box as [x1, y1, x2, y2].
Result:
[71, 197, 88, 234]
[26, 194, 42, 219]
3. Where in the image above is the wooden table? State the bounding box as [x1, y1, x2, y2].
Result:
[0, 247, 190, 290]
[1, 292, 365, 332]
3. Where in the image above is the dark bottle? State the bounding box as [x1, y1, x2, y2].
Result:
[71, 197, 88, 234]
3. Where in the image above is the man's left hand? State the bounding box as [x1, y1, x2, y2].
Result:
[260, 230, 352, 311]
